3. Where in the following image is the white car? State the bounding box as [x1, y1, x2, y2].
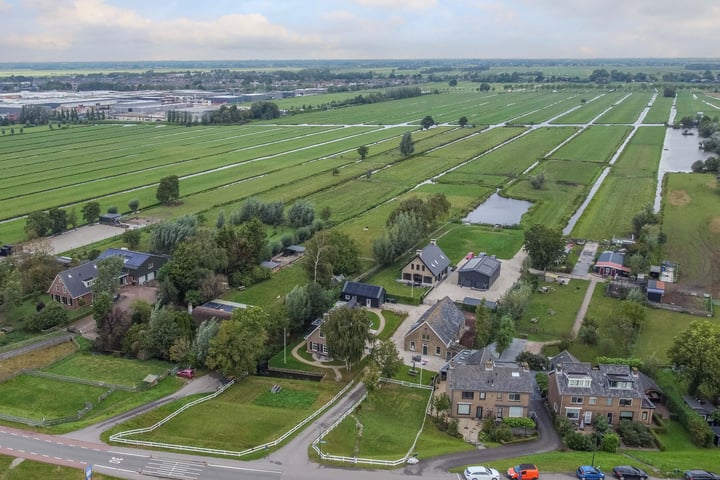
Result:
[464, 465, 501, 480]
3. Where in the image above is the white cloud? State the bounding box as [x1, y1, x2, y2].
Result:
[350, 0, 437, 11]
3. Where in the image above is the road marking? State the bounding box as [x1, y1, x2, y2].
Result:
[109, 450, 148, 458]
[108, 456, 123, 464]
[95, 464, 137, 474]
[207, 463, 283, 474]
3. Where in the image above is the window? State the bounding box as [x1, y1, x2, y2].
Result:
[479, 392, 486, 399]
[422, 333, 430, 340]
[411, 264, 414, 270]
[457, 403, 471, 415]
[321, 344, 328, 354]
[508, 393, 521, 402]
[409, 341, 416, 351]
[310, 342, 317, 352]
[403, 273, 411, 281]
[461, 391, 474, 400]
[496, 408, 503, 419]
[609, 380, 633, 389]
[620, 411, 634, 420]
[435, 346, 441, 356]
[422, 265, 425, 271]
[567, 377, 592, 388]
[619, 398, 632, 407]
[345, 294, 351, 300]
[496, 393, 503, 400]
[571, 396, 584, 404]
[566, 409, 580, 420]
[148, 262, 154, 269]
[606, 397, 613, 406]
[642, 412, 648, 422]
[56, 284, 60, 291]
[589, 397, 597, 405]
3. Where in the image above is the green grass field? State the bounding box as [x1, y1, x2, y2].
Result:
[661, 173, 720, 295]
[322, 382, 430, 459]
[106, 376, 343, 451]
[43, 352, 174, 387]
[518, 281, 590, 341]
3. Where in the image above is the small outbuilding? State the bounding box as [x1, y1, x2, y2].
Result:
[340, 281, 385, 308]
[594, 251, 630, 277]
[282, 245, 306, 256]
[646, 279, 665, 303]
[99, 213, 122, 225]
[457, 254, 501, 290]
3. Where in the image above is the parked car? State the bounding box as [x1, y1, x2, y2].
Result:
[176, 368, 195, 379]
[465, 251, 475, 259]
[684, 471, 720, 480]
[577, 466, 605, 480]
[612, 466, 648, 480]
[507, 464, 539, 480]
[464, 465, 500, 480]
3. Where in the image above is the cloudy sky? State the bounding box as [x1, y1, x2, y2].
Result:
[1, 0, 718, 62]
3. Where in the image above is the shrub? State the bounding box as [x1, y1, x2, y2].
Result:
[107, 206, 118, 214]
[281, 234, 295, 247]
[565, 431, 593, 451]
[616, 420, 655, 448]
[601, 432, 620, 453]
[515, 351, 549, 370]
[535, 372, 549, 397]
[503, 417, 536, 430]
[554, 415, 575, 437]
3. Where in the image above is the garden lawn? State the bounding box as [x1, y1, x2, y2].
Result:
[112, 376, 343, 451]
[377, 310, 407, 341]
[224, 263, 307, 308]
[435, 224, 525, 261]
[0, 341, 77, 381]
[43, 352, 174, 387]
[267, 340, 325, 374]
[322, 383, 431, 459]
[517, 281, 590, 341]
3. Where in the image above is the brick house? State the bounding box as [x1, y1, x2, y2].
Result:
[305, 299, 358, 358]
[404, 297, 468, 360]
[439, 348, 534, 419]
[47, 261, 99, 309]
[547, 351, 655, 427]
[400, 240, 451, 286]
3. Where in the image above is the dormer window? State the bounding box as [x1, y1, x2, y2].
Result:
[608, 380, 633, 389]
[566, 374, 592, 388]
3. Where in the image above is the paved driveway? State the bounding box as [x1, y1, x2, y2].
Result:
[572, 241, 598, 277]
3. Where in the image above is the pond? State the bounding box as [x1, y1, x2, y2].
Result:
[462, 192, 532, 226]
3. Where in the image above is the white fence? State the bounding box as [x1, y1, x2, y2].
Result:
[311, 378, 434, 466]
[109, 380, 355, 457]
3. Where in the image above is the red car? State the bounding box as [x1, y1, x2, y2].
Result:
[176, 368, 195, 379]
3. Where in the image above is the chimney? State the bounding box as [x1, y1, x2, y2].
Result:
[416, 249, 423, 257]
[556, 363, 562, 372]
[632, 367, 639, 378]
[522, 361, 529, 373]
[485, 359, 493, 371]
[187, 302, 193, 314]
[430, 239, 437, 245]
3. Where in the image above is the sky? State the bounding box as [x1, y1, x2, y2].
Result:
[1, 0, 719, 62]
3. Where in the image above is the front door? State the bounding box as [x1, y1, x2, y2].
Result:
[607, 412, 613, 425]
[584, 411, 592, 425]
[422, 343, 428, 355]
[366, 298, 372, 308]
[476, 406, 483, 419]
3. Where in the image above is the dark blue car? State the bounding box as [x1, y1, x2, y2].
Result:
[578, 466, 606, 480]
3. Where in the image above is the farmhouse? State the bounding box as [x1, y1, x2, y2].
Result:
[401, 240, 451, 286]
[593, 251, 630, 277]
[305, 299, 358, 358]
[47, 261, 99, 309]
[404, 297, 468, 360]
[340, 281, 385, 308]
[547, 351, 655, 427]
[439, 348, 534, 419]
[457, 254, 501, 290]
[96, 248, 169, 285]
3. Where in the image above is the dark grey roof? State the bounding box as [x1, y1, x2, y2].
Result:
[98, 248, 154, 270]
[447, 348, 534, 393]
[406, 297, 465, 347]
[459, 255, 501, 276]
[549, 350, 580, 370]
[55, 261, 99, 298]
[682, 395, 716, 416]
[416, 242, 451, 277]
[341, 281, 384, 300]
[596, 251, 625, 266]
[637, 371, 663, 395]
[285, 245, 305, 253]
[552, 361, 644, 400]
[462, 297, 497, 310]
[261, 261, 280, 269]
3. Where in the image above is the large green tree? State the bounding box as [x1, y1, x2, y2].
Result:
[156, 175, 180, 204]
[81, 201, 101, 224]
[523, 224, 564, 270]
[474, 302, 493, 348]
[302, 230, 360, 287]
[420, 115, 435, 130]
[206, 306, 268, 377]
[370, 339, 403, 378]
[322, 306, 374, 369]
[357, 145, 369, 160]
[399, 131, 414, 156]
[668, 321, 720, 396]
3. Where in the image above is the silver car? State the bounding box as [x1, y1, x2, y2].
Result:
[465, 466, 501, 480]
